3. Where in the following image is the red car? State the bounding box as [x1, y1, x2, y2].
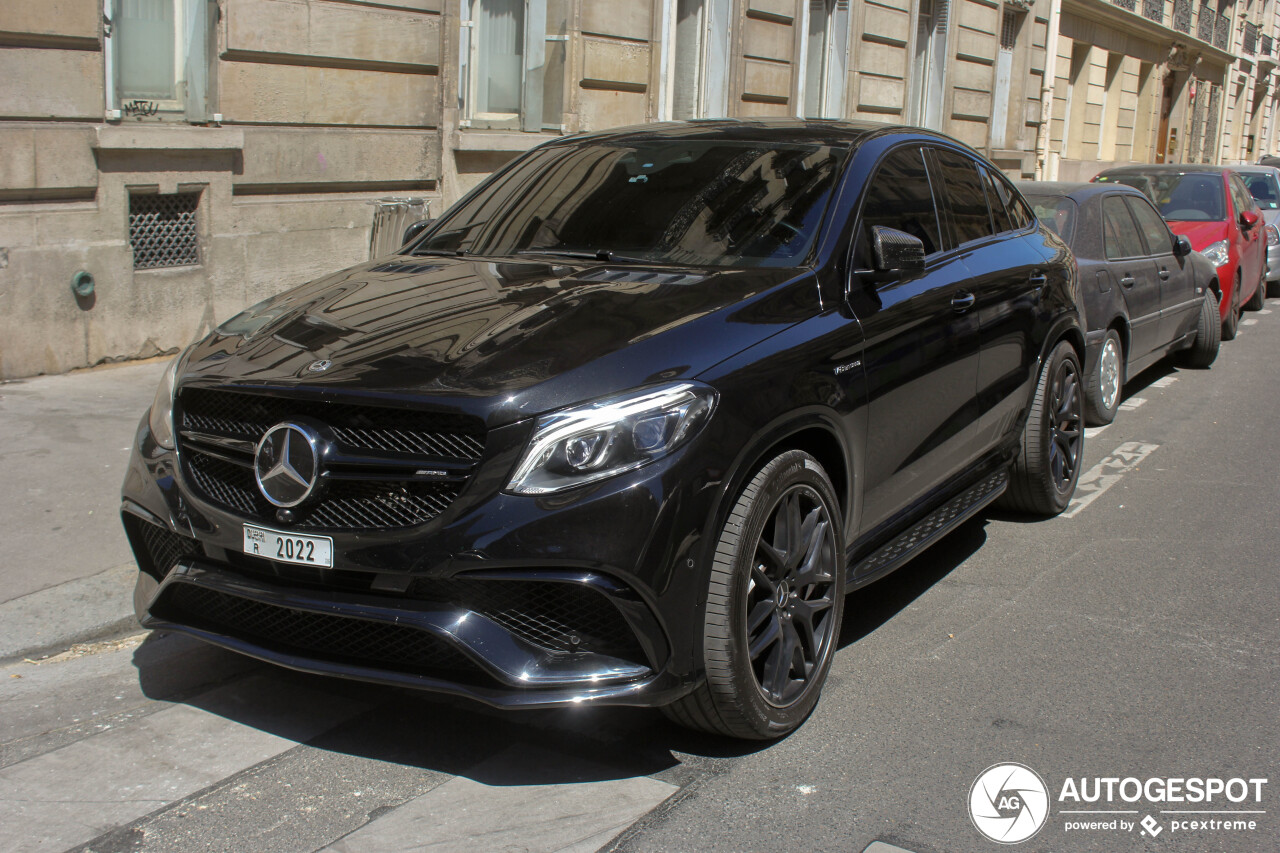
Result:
[1093, 165, 1266, 339]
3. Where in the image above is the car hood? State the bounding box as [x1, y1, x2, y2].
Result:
[1167, 220, 1229, 250]
[178, 256, 814, 428]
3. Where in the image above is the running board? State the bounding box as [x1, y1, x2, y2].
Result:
[848, 468, 1008, 586]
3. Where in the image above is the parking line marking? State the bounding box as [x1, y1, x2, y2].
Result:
[1084, 425, 1109, 439]
[1118, 396, 1146, 411]
[1062, 441, 1160, 519]
[1148, 375, 1178, 388]
[1258, 308, 1273, 314]
[1241, 317, 1258, 326]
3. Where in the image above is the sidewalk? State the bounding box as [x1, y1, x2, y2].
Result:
[0, 358, 168, 661]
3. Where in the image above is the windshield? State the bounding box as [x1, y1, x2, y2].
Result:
[1027, 195, 1077, 245]
[413, 140, 845, 267]
[1096, 171, 1224, 221]
[1241, 171, 1280, 210]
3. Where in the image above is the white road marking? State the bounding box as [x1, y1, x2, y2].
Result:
[1085, 425, 1110, 439]
[1119, 396, 1147, 411]
[1148, 375, 1178, 388]
[1062, 441, 1160, 519]
[0, 675, 367, 853]
[1241, 317, 1258, 326]
[320, 745, 677, 853]
[1258, 308, 1273, 314]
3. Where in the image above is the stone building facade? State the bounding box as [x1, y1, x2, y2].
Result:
[0, 0, 1262, 379]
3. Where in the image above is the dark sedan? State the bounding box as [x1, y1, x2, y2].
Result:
[122, 120, 1084, 739]
[1019, 181, 1220, 424]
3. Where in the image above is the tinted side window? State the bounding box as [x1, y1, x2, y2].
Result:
[982, 167, 1014, 234]
[857, 147, 943, 258]
[996, 173, 1034, 229]
[1102, 196, 1147, 259]
[933, 149, 995, 246]
[1126, 196, 1174, 256]
[1231, 175, 1258, 217]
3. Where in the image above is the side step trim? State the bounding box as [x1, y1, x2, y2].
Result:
[848, 468, 1008, 587]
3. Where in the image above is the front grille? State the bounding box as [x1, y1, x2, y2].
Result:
[412, 578, 645, 662]
[175, 388, 485, 531]
[179, 388, 485, 460]
[156, 584, 487, 681]
[123, 515, 202, 580]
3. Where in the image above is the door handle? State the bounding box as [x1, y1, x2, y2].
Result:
[1120, 274, 1136, 288]
[952, 292, 975, 312]
[1158, 267, 1170, 280]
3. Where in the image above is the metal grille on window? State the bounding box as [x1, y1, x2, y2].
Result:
[1142, 0, 1163, 23]
[1000, 9, 1018, 49]
[1244, 22, 1258, 55]
[129, 191, 200, 269]
[1197, 4, 1214, 40]
[1173, 0, 1191, 32]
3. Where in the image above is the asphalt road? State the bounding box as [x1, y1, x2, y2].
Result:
[2, 301, 1277, 853]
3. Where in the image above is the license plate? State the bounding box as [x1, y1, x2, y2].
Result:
[243, 524, 334, 568]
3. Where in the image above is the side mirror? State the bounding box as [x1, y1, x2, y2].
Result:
[402, 218, 433, 246]
[871, 226, 926, 274]
[1240, 210, 1261, 230]
[1174, 234, 1193, 257]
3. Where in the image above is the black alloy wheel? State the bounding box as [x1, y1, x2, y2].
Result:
[744, 484, 840, 707]
[662, 450, 845, 739]
[999, 341, 1084, 515]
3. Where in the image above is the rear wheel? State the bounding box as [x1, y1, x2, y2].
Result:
[1084, 329, 1123, 426]
[1246, 263, 1267, 311]
[1222, 274, 1241, 340]
[999, 341, 1084, 516]
[663, 450, 845, 739]
[1175, 289, 1221, 369]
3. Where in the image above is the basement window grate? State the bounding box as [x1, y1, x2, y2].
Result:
[129, 192, 200, 270]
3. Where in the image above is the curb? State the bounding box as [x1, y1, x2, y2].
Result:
[0, 563, 140, 664]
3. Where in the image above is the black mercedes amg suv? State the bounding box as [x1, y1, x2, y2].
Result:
[121, 120, 1084, 739]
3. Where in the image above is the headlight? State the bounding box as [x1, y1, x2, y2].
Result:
[505, 382, 717, 495]
[148, 355, 181, 450]
[1267, 225, 1279, 247]
[1201, 239, 1230, 268]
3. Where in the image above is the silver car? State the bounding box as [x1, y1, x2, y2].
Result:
[1236, 164, 1280, 295]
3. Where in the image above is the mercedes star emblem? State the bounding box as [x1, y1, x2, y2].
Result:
[308, 359, 332, 373]
[254, 422, 322, 508]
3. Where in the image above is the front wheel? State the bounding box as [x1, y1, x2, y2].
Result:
[662, 450, 845, 739]
[1223, 274, 1241, 340]
[999, 341, 1084, 516]
[1084, 329, 1123, 426]
[1175, 289, 1221, 369]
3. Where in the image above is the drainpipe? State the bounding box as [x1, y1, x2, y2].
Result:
[1034, 0, 1063, 178]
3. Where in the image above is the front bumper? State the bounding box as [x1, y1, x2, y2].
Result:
[120, 407, 726, 709]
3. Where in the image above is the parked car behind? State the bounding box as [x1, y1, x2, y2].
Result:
[1093, 165, 1265, 339]
[1018, 181, 1220, 424]
[1233, 164, 1280, 297]
[120, 120, 1085, 740]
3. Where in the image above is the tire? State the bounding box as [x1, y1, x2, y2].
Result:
[1175, 289, 1221, 369]
[1084, 329, 1123, 426]
[1246, 264, 1266, 311]
[662, 450, 845, 739]
[1222, 274, 1241, 341]
[998, 341, 1084, 516]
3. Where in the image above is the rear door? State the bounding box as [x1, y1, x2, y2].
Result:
[1126, 194, 1199, 345]
[1101, 194, 1162, 359]
[851, 145, 983, 534]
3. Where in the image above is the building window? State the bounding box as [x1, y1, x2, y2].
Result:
[802, 0, 851, 118]
[460, 0, 568, 131]
[909, 0, 950, 129]
[108, 0, 212, 121]
[129, 192, 201, 270]
[669, 0, 732, 119]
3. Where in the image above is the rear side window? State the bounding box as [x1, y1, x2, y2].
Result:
[1102, 196, 1147, 259]
[932, 148, 995, 246]
[1230, 175, 1257, 217]
[857, 147, 944, 258]
[1241, 172, 1280, 210]
[1027, 195, 1077, 244]
[1126, 196, 1174, 256]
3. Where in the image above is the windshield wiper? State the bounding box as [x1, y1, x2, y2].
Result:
[514, 249, 653, 264]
